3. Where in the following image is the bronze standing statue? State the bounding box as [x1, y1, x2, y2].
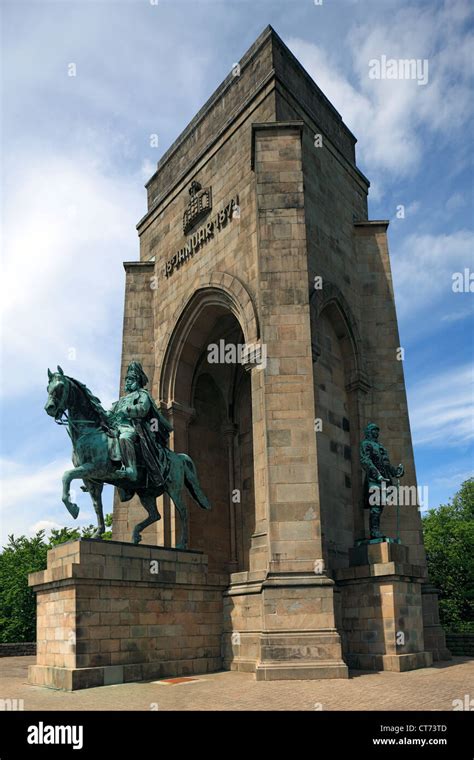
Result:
[360, 422, 404, 539]
[44, 362, 210, 547]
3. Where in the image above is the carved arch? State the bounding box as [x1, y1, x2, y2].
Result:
[310, 281, 368, 390]
[159, 273, 259, 405]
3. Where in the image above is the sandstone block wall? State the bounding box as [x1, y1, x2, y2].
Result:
[29, 540, 227, 690]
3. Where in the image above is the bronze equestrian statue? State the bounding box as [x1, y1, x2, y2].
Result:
[44, 361, 210, 548]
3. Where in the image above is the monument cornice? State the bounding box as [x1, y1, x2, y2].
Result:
[354, 220, 390, 230]
[138, 26, 364, 235]
[123, 260, 155, 272]
[144, 26, 356, 193]
[137, 70, 365, 236]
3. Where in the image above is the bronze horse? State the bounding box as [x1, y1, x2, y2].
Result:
[44, 367, 210, 547]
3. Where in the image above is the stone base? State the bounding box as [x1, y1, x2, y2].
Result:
[28, 539, 227, 691]
[421, 585, 452, 661]
[255, 661, 348, 681]
[423, 625, 452, 662]
[335, 541, 433, 673]
[348, 540, 410, 567]
[345, 651, 432, 672]
[28, 538, 444, 687]
[28, 654, 221, 691]
[256, 630, 348, 680]
[223, 572, 348, 680]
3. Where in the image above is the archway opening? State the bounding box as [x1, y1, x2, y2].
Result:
[313, 302, 359, 570]
[162, 298, 256, 575]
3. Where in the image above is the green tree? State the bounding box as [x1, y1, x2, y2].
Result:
[422, 478, 474, 632]
[0, 515, 113, 643]
[48, 512, 113, 545]
[0, 532, 49, 643]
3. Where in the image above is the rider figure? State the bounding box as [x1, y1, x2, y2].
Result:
[107, 361, 172, 482]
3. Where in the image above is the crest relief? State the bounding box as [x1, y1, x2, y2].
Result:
[183, 180, 212, 235]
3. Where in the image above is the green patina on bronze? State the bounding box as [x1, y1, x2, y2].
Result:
[360, 422, 404, 540]
[44, 362, 210, 547]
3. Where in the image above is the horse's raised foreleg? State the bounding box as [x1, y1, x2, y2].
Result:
[83, 479, 105, 538]
[133, 493, 161, 545]
[62, 464, 94, 519]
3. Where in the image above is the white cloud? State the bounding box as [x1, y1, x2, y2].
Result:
[0, 456, 112, 545]
[286, 0, 474, 186]
[1, 150, 143, 403]
[0, 458, 69, 513]
[406, 200, 420, 216]
[391, 229, 474, 320]
[441, 305, 474, 323]
[409, 364, 474, 447]
[431, 469, 474, 489]
[140, 158, 156, 181]
[28, 519, 64, 535]
[445, 192, 467, 214]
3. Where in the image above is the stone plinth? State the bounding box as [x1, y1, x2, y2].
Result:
[28, 539, 227, 690]
[223, 571, 349, 680]
[335, 541, 432, 672]
[421, 584, 452, 661]
[349, 539, 409, 567]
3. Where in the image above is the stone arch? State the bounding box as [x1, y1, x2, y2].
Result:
[156, 273, 258, 572]
[310, 281, 367, 385]
[310, 281, 369, 558]
[159, 273, 259, 405]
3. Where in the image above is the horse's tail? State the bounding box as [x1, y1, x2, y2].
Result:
[181, 454, 211, 510]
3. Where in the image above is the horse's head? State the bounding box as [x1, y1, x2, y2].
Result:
[45, 366, 69, 421]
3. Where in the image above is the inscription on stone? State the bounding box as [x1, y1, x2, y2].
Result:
[164, 195, 239, 278]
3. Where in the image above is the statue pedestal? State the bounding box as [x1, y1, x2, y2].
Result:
[28, 539, 227, 690]
[354, 536, 400, 547]
[334, 541, 433, 672]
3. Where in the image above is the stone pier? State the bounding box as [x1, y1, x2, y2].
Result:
[28, 539, 226, 690]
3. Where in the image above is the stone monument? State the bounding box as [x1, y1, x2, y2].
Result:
[28, 25, 450, 690]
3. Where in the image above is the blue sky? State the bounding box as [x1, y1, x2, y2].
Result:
[1, 0, 473, 544]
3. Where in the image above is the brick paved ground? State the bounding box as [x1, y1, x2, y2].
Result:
[1, 656, 472, 711]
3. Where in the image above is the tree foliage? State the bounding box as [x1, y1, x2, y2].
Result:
[0, 514, 113, 643]
[422, 478, 474, 632]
